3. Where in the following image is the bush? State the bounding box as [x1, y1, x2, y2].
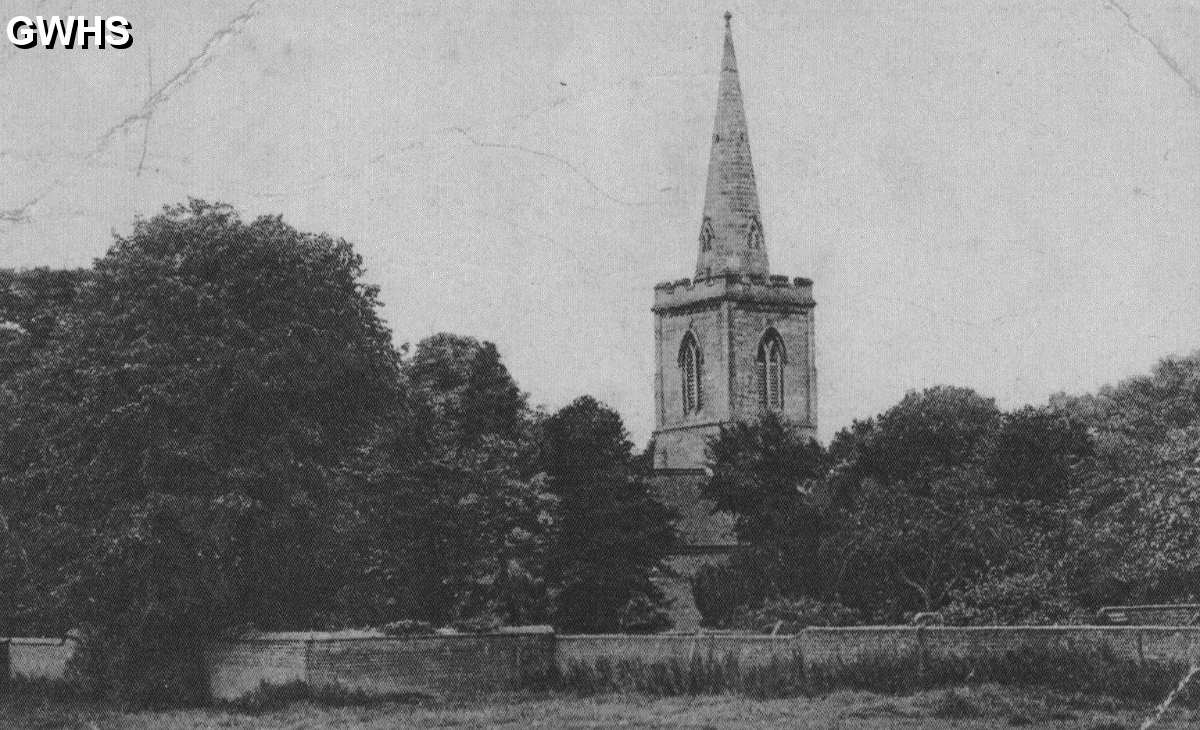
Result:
[617, 593, 672, 634]
[691, 563, 759, 628]
[941, 571, 1075, 626]
[380, 619, 435, 636]
[729, 597, 860, 634]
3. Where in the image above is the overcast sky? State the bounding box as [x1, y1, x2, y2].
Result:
[2, 0, 1198, 444]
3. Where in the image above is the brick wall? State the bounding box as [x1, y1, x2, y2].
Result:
[10, 626, 1200, 701]
[206, 629, 555, 702]
[560, 627, 1200, 671]
[205, 635, 308, 698]
[5, 637, 76, 680]
[558, 633, 795, 667]
[800, 626, 1200, 666]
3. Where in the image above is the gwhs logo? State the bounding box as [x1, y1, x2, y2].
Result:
[6, 15, 133, 49]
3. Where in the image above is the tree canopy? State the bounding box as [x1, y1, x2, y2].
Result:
[539, 396, 676, 633]
[695, 356, 1200, 627]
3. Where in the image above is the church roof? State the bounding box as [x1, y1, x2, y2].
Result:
[695, 13, 771, 280]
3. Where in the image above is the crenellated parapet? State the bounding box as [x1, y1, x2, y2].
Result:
[653, 271, 815, 314]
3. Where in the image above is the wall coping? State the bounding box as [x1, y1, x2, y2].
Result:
[219, 627, 554, 644]
[804, 625, 1200, 633]
[0, 637, 76, 645]
[559, 633, 795, 641]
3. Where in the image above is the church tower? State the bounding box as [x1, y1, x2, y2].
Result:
[648, 13, 818, 629]
[651, 12, 817, 472]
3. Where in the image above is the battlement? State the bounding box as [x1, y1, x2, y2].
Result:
[653, 272, 814, 313]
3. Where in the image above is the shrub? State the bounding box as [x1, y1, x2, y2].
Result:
[729, 596, 860, 634]
[380, 619, 435, 636]
[617, 593, 672, 634]
[691, 563, 760, 628]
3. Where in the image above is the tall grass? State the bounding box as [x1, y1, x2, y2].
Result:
[553, 646, 1196, 705]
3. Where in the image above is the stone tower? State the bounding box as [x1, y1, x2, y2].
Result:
[652, 12, 817, 472]
[648, 13, 818, 629]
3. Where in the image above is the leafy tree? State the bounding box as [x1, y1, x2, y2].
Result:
[702, 413, 826, 602]
[404, 333, 529, 451]
[985, 406, 1092, 503]
[691, 563, 757, 629]
[821, 471, 1015, 620]
[0, 267, 89, 379]
[827, 386, 1000, 498]
[1057, 425, 1200, 608]
[347, 333, 553, 628]
[349, 432, 555, 628]
[0, 200, 402, 704]
[539, 396, 676, 633]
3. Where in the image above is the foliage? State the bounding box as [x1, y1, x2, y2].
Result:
[702, 413, 826, 602]
[941, 569, 1076, 626]
[380, 619, 435, 636]
[985, 406, 1092, 503]
[727, 596, 859, 634]
[691, 563, 759, 629]
[335, 332, 555, 629]
[821, 471, 1015, 620]
[0, 201, 402, 703]
[827, 386, 1001, 497]
[0, 267, 89, 380]
[404, 332, 529, 451]
[539, 396, 676, 633]
[349, 432, 555, 628]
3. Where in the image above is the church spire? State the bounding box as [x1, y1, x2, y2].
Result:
[696, 12, 770, 279]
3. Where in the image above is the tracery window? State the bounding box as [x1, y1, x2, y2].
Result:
[699, 217, 715, 253]
[757, 329, 785, 411]
[679, 332, 703, 414]
[747, 216, 764, 250]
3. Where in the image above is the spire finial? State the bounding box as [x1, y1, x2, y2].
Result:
[724, 10, 732, 27]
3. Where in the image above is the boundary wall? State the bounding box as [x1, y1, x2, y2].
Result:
[8, 626, 1200, 701]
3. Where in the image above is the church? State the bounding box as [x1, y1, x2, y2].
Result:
[647, 13, 818, 629]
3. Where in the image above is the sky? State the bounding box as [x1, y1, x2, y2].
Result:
[1, 0, 1198, 445]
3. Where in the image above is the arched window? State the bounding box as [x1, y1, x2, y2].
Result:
[678, 332, 703, 415]
[747, 216, 764, 250]
[699, 217, 715, 253]
[757, 329, 786, 412]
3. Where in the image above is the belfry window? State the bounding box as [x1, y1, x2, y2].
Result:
[699, 217, 715, 253]
[757, 329, 785, 412]
[679, 332, 703, 414]
[747, 216, 764, 250]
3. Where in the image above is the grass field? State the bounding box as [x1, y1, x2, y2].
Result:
[2, 685, 1197, 729]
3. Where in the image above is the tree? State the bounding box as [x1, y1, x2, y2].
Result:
[349, 431, 556, 628]
[0, 200, 402, 704]
[821, 471, 1015, 621]
[702, 413, 827, 602]
[827, 386, 1000, 498]
[343, 333, 553, 628]
[404, 333, 529, 452]
[985, 406, 1092, 503]
[539, 396, 676, 633]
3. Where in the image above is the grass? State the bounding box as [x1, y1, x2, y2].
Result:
[3, 685, 1199, 729]
[553, 645, 1198, 706]
[5, 645, 1199, 727]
